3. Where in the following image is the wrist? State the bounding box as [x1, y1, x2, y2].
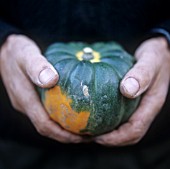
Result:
[5, 34, 28, 46]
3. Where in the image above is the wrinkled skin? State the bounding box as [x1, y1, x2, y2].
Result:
[95, 37, 170, 146]
[0, 35, 170, 146]
[0, 35, 83, 143]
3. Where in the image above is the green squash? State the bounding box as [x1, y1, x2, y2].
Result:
[40, 42, 140, 136]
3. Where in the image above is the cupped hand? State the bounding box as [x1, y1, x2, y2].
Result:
[95, 37, 170, 146]
[0, 34, 83, 143]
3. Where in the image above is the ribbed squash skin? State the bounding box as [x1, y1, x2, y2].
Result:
[40, 42, 140, 136]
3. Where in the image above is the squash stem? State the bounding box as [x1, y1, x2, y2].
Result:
[82, 47, 94, 61]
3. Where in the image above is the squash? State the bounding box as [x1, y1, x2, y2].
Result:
[39, 42, 140, 136]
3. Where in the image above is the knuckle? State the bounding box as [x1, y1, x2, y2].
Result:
[6, 34, 17, 43]
[58, 137, 71, 144]
[129, 135, 142, 144]
[6, 35, 21, 51]
[98, 136, 116, 146]
[29, 113, 78, 143]
[26, 110, 51, 137]
[8, 94, 22, 112]
[127, 67, 152, 94]
[26, 57, 47, 74]
[36, 123, 49, 136]
[11, 101, 18, 110]
[138, 67, 151, 84]
[33, 117, 50, 136]
[103, 138, 114, 146]
[129, 126, 144, 144]
[25, 62, 35, 78]
[11, 100, 21, 112]
[7, 35, 28, 46]
[36, 125, 70, 143]
[54, 129, 75, 143]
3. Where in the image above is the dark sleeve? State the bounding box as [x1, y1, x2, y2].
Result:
[0, 19, 21, 47]
[146, 20, 170, 46]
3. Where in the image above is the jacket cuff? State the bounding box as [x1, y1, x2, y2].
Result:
[150, 28, 170, 45]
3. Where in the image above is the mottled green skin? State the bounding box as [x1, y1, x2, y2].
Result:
[41, 42, 140, 135]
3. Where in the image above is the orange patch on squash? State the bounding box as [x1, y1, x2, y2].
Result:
[44, 86, 90, 134]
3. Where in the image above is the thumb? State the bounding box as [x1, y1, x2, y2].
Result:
[19, 44, 59, 88]
[120, 53, 157, 98]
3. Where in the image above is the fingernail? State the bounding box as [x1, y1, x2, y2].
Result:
[121, 77, 140, 97]
[39, 68, 58, 84]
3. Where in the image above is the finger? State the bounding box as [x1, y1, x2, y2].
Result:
[120, 52, 158, 98]
[23, 85, 83, 143]
[28, 107, 83, 144]
[3, 64, 82, 143]
[18, 44, 59, 88]
[95, 76, 169, 146]
[28, 102, 83, 143]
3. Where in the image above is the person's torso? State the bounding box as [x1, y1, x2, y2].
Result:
[0, 0, 168, 52]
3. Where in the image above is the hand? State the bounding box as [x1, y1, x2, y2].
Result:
[0, 34, 83, 143]
[95, 37, 170, 146]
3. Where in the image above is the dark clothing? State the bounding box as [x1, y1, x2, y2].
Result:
[0, 0, 170, 169]
[0, 0, 170, 52]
